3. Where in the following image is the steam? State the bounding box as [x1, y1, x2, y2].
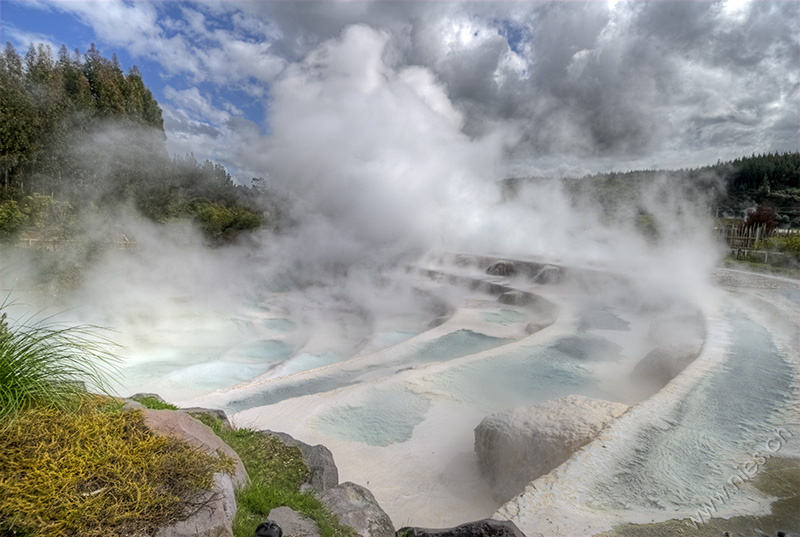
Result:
[1, 23, 723, 398]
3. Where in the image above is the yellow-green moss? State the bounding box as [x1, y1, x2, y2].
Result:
[0, 398, 233, 537]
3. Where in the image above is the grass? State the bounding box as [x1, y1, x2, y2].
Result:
[722, 256, 800, 279]
[132, 394, 179, 410]
[193, 413, 359, 537]
[0, 397, 234, 537]
[603, 456, 800, 536]
[0, 303, 119, 424]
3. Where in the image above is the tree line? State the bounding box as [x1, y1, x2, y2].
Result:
[0, 42, 270, 243]
[503, 151, 800, 230]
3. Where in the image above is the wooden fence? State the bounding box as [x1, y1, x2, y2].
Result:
[716, 224, 800, 255]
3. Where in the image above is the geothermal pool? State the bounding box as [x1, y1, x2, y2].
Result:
[38, 253, 798, 531]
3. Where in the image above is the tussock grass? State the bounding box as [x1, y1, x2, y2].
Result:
[193, 414, 358, 537]
[0, 303, 119, 423]
[0, 398, 234, 537]
[132, 394, 179, 410]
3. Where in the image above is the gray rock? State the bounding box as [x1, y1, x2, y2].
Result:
[320, 482, 395, 537]
[498, 290, 531, 306]
[144, 410, 248, 537]
[532, 264, 561, 284]
[396, 519, 525, 537]
[121, 398, 146, 411]
[474, 395, 628, 503]
[268, 506, 321, 537]
[524, 322, 551, 335]
[486, 260, 516, 277]
[262, 430, 338, 493]
[131, 392, 168, 404]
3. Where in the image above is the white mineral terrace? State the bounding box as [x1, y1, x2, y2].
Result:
[115, 253, 797, 532]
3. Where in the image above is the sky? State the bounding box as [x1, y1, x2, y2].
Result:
[1, 0, 798, 184]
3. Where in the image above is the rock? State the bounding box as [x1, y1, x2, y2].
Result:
[263, 430, 338, 493]
[498, 290, 531, 306]
[121, 398, 146, 411]
[524, 322, 551, 335]
[320, 482, 395, 537]
[630, 342, 703, 397]
[143, 410, 248, 537]
[427, 316, 449, 329]
[486, 261, 516, 277]
[474, 395, 628, 503]
[532, 264, 561, 284]
[181, 407, 233, 430]
[268, 506, 321, 537]
[396, 518, 526, 537]
[131, 392, 168, 404]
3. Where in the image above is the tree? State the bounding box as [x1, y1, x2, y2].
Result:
[745, 205, 777, 234]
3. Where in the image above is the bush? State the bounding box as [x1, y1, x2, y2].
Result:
[0, 401, 234, 537]
[0, 199, 28, 241]
[755, 234, 800, 255]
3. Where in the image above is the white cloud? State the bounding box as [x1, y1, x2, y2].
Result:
[163, 86, 230, 124]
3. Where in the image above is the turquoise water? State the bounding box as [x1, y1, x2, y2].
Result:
[483, 309, 528, 325]
[259, 318, 297, 333]
[231, 339, 293, 361]
[314, 388, 431, 446]
[225, 329, 512, 413]
[578, 307, 631, 331]
[429, 346, 596, 412]
[552, 333, 622, 361]
[411, 329, 512, 363]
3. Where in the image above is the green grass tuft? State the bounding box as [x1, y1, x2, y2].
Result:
[0, 302, 119, 424]
[194, 413, 358, 537]
[132, 394, 179, 410]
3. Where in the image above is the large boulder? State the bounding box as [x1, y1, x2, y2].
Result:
[320, 482, 395, 537]
[143, 410, 248, 537]
[474, 395, 628, 503]
[262, 430, 338, 494]
[630, 342, 703, 397]
[396, 519, 525, 537]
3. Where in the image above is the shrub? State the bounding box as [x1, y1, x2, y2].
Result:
[0, 400, 234, 537]
[0, 199, 28, 241]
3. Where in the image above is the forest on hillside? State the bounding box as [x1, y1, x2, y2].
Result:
[0, 42, 272, 244]
[503, 152, 800, 230]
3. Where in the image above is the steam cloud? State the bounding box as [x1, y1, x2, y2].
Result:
[2, 3, 782, 397]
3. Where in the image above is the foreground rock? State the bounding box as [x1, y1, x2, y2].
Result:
[268, 506, 321, 537]
[263, 430, 339, 493]
[320, 482, 395, 537]
[143, 409, 248, 537]
[474, 395, 628, 503]
[396, 519, 525, 537]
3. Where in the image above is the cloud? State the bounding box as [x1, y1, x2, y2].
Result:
[26, 0, 798, 177]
